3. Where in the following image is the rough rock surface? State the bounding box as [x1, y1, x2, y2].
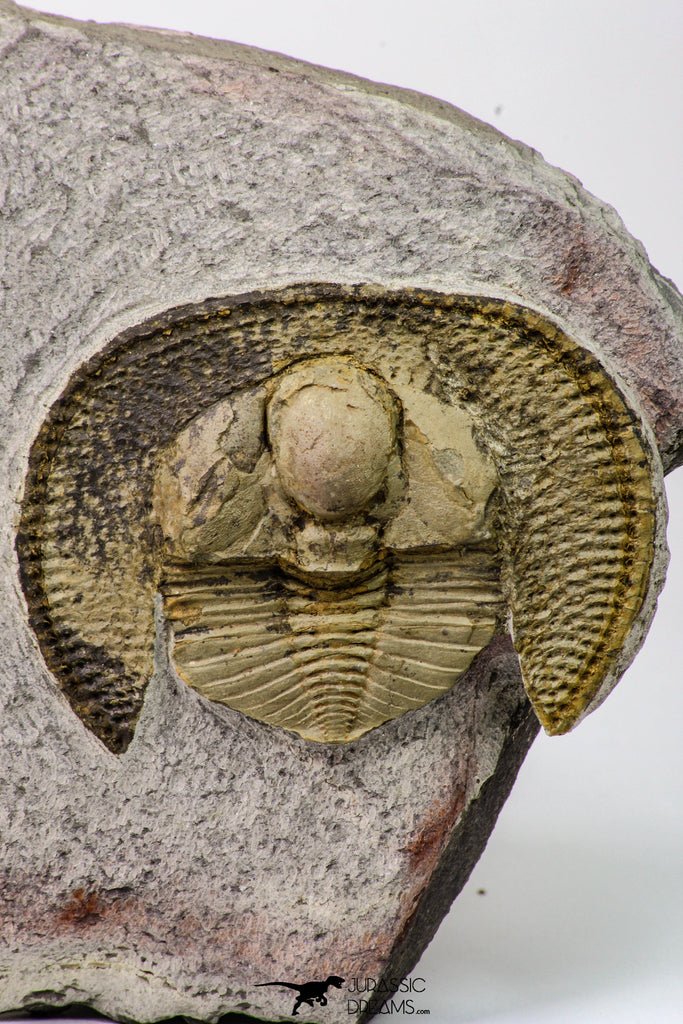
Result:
[0, 3, 682, 1022]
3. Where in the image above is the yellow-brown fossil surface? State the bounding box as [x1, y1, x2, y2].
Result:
[17, 285, 657, 751]
[152, 355, 503, 743]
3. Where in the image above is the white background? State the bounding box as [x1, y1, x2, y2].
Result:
[12, 2, 683, 1023]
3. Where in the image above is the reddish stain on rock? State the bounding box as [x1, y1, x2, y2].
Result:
[55, 887, 150, 935]
[58, 888, 109, 927]
[552, 238, 593, 297]
[403, 786, 467, 878]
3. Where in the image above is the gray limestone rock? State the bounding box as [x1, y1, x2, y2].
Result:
[0, 3, 681, 1022]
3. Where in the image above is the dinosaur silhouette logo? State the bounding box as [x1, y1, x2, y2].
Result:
[256, 975, 345, 1016]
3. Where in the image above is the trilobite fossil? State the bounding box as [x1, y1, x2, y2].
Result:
[16, 285, 663, 752]
[153, 356, 504, 743]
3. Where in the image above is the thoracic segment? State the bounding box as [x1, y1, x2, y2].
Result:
[163, 550, 503, 744]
